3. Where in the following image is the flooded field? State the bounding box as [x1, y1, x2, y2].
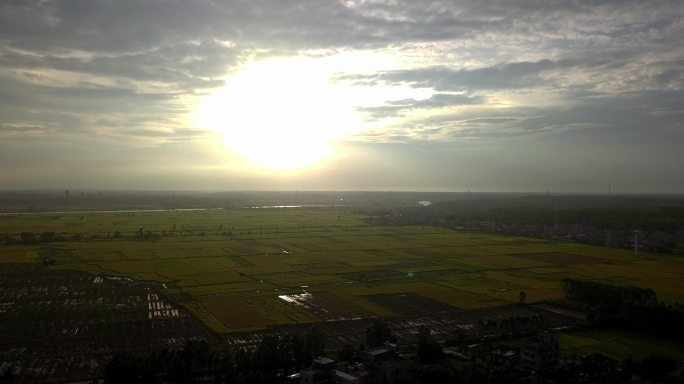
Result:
[278, 291, 369, 321]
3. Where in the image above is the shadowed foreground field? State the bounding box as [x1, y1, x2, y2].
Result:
[1, 208, 683, 333]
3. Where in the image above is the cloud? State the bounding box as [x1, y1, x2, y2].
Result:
[119, 127, 207, 143]
[388, 93, 485, 108]
[0, 123, 51, 137]
[2, 1, 680, 53]
[0, 40, 236, 90]
[352, 88, 684, 143]
[0, 74, 188, 141]
[0, 0, 683, 191]
[340, 57, 637, 93]
[358, 93, 484, 118]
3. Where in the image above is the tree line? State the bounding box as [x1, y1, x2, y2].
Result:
[561, 278, 684, 341]
[104, 327, 325, 384]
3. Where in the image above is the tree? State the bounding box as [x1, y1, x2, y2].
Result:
[416, 326, 443, 364]
[20, 232, 36, 244]
[451, 329, 467, 345]
[216, 350, 235, 383]
[305, 327, 326, 359]
[639, 355, 678, 382]
[40, 232, 56, 242]
[336, 344, 356, 362]
[366, 319, 396, 348]
[103, 353, 155, 384]
[252, 336, 280, 380]
[0, 363, 15, 382]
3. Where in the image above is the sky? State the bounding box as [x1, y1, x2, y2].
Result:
[1, 0, 683, 193]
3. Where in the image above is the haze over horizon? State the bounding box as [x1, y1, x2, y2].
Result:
[1, 1, 683, 193]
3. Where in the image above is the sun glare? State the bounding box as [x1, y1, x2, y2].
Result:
[194, 57, 363, 170]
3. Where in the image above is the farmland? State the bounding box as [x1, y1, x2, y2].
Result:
[557, 328, 684, 364]
[0, 263, 217, 382]
[1, 207, 684, 335]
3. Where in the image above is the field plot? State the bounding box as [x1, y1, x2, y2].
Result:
[204, 297, 270, 329]
[364, 293, 459, 316]
[2, 208, 684, 334]
[277, 291, 372, 321]
[514, 252, 611, 265]
[0, 263, 216, 383]
[558, 329, 684, 364]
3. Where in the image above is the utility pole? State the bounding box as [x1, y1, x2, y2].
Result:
[633, 230, 640, 256]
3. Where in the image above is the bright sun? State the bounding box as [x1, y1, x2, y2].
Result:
[194, 57, 362, 170]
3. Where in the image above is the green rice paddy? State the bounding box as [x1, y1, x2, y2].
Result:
[2, 208, 683, 333]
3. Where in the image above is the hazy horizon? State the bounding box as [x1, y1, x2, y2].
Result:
[2, 189, 684, 198]
[2, 1, 683, 193]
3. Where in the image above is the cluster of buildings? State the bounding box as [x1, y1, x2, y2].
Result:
[292, 331, 652, 384]
[457, 332, 630, 383]
[296, 343, 411, 384]
[456, 332, 559, 371]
